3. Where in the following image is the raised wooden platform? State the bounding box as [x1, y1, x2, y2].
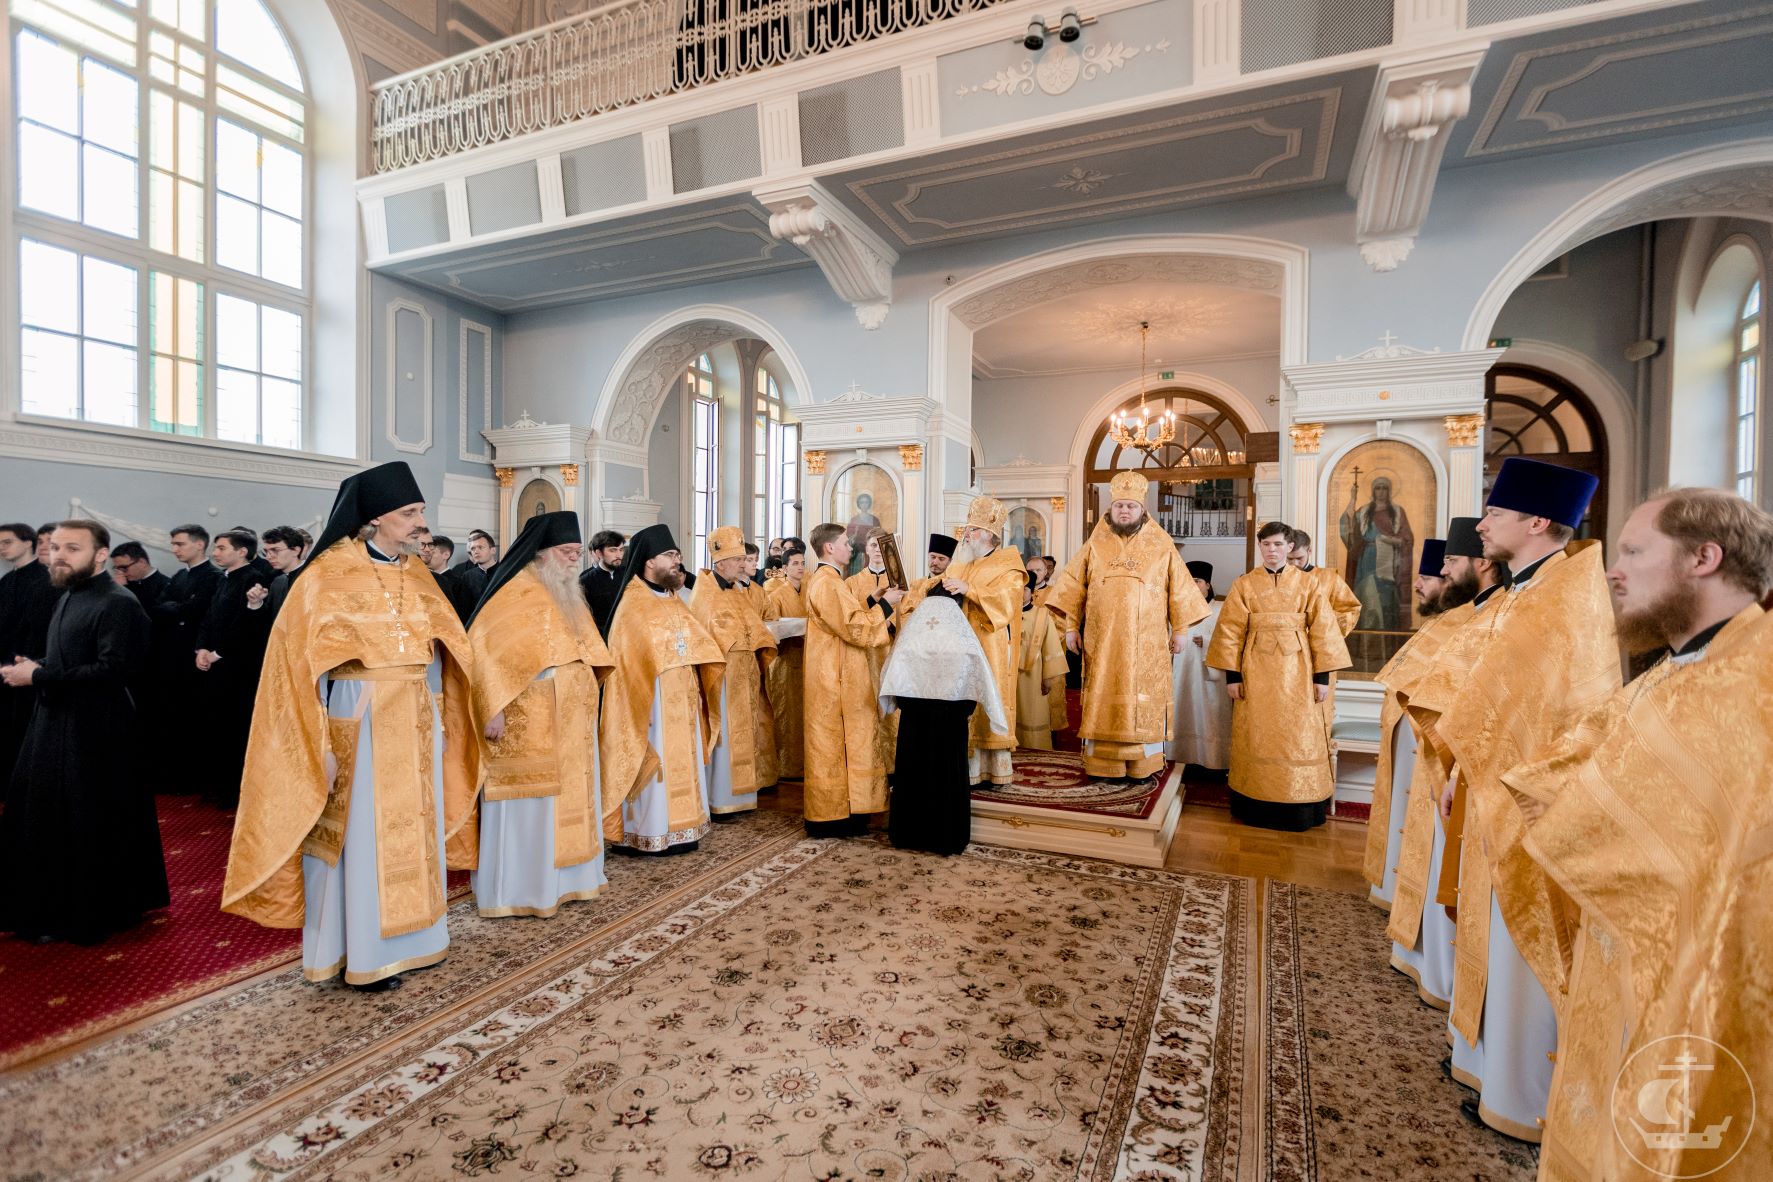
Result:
[969, 755, 1185, 868]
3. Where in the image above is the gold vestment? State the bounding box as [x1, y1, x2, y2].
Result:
[1045, 519, 1208, 750]
[690, 572, 779, 797]
[222, 540, 475, 938]
[1516, 605, 1768, 1182]
[845, 567, 898, 771]
[598, 585, 725, 843]
[764, 577, 805, 779]
[1016, 601, 1069, 749]
[1305, 565, 1362, 756]
[802, 562, 892, 821]
[467, 567, 612, 878]
[1205, 565, 1351, 803]
[1032, 586, 1069, 733]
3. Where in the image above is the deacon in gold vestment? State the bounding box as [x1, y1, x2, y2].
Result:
[802, 522, 901, 834]
[899, 497, 1027, 785]
[1507, 488, 1773, 1182]
[1046, 472, 1208, 781]
[223, 462, 476, 989]
[1288, 528, 1363, 762]
[599, 524, 726, 854]
[465, 512, 612, 919]
[1427, 458, 1618, 1141]
[1207, 521, 1351, 830]
[764, 554, 807, 779]
[691, 526, 779, 815]
[845, 528, 899, 776]
[1017, 572, 1068, 750]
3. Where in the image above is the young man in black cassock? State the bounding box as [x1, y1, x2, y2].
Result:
[147, 525, 222, 777]
[0, 520, 168, 944]
[0, 522, 61, 806]
[193, 529, 273, 807]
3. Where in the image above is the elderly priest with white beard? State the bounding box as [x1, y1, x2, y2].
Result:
[223, 461, 477, 991]
[1045, 472, 1209, 783]
[464, 511, 614, 918]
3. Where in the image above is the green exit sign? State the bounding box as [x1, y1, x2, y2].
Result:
[1488, 337, 1513, 348]
[1159, 370, 1174, 380]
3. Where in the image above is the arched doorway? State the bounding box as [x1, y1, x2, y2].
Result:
[1084, 387, 1255, 569]
[1484, 364, 1609, 540]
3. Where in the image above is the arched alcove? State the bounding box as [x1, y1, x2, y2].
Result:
[1485, 364, 1610, 541]
[1673, 239, 1765, 493]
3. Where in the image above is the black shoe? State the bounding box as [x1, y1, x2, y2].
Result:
[353, 974, 403, 993]
[1441, 1056, 1453, 1080]
[1458, 1098, 1483, 1128]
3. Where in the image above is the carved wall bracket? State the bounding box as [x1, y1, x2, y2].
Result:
[756, 180, 899, 329]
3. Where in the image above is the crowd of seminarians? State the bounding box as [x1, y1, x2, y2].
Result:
[1, 455, 1768, 1180]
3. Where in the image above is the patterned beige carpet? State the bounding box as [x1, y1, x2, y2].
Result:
[1261, 882, 1540, 1181]
[2, 815, 1263, 1182]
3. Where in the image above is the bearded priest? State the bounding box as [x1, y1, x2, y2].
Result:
[1206, 520, 1352, 831]
[465, 512, 613, 918]
[222, 461, 476, 991]
[691, 526, 779, 816]
[599, 524, 725, 855]
[1046, 472, 1209, 783]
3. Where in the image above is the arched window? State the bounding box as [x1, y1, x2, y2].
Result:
[12, 0, 312, 449]
[752, 365, 799, 544]
[1083, 388, 1253, 552]
[1484, 365, 1609, 540]
[1738, 280, 1762, 501]
[688, 353, 718, 569]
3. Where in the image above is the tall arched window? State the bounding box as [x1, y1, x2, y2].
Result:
[688, 352, 718, 569]
[1738, 280, 1762, 501]
[12, 0, 310, 448]
[752, 365, 799, 544]
[1484, 365, 1609, 539]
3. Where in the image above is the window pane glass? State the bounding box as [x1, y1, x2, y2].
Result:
[261, 140, 302, 217]
[20, 328, 78, 418]
[261, 211, 300, 287]
[261, 377, 301, 448]
[82, 57, 138, 155]
[177, 177, 204, 262]
[216, 293, 258, 369]
[20, 239, 79, 333]
[1741, 360, 1759, 416]
[216, 193, 259, 274]
[18, 123, 80, 220]
[82, 143, 139, 236]
[83, 340, 138, 425]
[216, 0, 304, 90]
[216, 367, 258, 442]
[83, 256, 138, 345]
[16, 32, 79, 133]
[216, 119, 259, 199]
[1743, 321, 1761, 353]
[261, 305, 301, 379]
[1747, 282, 1762, 319]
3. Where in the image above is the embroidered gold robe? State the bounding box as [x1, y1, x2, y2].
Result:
[1045, 519, 1208, 753]
[1032, 586, 1069, 733]
[466, 567, 612, 873]
[690, 572, 779, 795]
[901, 544, 1026, 752]
[802, 562, 892, 822]
[1429, 543, 1620, 1043]
[222, 539, 475, 937]
[1205, 565, 1351, 803]
[1016, 602, 1068, 749]
[1304, 564, 1362, 754]
[764, 577, 805, 778]
[1514, 605, 1768, 1182]
[845, 567, 898, 770]
[598, 585, 725, 844]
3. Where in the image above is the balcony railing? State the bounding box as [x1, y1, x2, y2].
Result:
[370, 0, 1008, 173]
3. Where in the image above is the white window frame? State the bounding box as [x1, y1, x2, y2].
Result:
[7, 0, 314, 451]
[1737, 279, 1762, 502]
[689, 353, 718, 571]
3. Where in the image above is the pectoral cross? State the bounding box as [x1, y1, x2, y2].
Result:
[390, 616, 412, 654]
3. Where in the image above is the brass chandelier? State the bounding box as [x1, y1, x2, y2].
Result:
[1108, 320, 1176, 454]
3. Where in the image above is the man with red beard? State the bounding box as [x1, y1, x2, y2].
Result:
[0, 520, 166, 943]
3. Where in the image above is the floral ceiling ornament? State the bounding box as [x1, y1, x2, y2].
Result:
[1054, 167, 1116, 195]
[960, 39, 1168, 100]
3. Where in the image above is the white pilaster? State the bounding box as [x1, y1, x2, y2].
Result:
[443, 176, 471, 243]
[901, 60, 940, 147]
[758, 95, 802, 176]
[642, 127, 674, 200]
[537, 153, 566, 223]
[1393, 0, 1464, 44]
[1193, 0, 1241, 86]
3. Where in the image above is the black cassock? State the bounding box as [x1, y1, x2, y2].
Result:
[0, 572, 168, 942]
[194, 563, 272, 807]
[145, 561, 221, 787]
[0, 560, 61, 806]
[886, 585, 978, 856]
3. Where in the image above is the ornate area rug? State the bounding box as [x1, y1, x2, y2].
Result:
[1262, 882, 1538, 1181]
[4, 821, 1262, 1182]
[971, 749, 1173, 819]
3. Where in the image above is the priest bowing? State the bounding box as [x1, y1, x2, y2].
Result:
[222, 461, 476, 991]
[690, 526, 779, 816]
[599, 524, 725, 854]
[465, 512, 614, 918]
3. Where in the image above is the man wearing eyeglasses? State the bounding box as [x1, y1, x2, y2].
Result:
[110, 542, 169, 609]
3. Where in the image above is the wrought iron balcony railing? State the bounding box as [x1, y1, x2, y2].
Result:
[369, 0, 1008, 173]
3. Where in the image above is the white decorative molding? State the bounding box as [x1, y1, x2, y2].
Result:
[458, 319, 496, 464]
[758, 94, 802, 175]
[901, 59, 940, 147]
[977, 461, 1070, 501]
[438, 472, 501, 540]
[951, 251, 1286, 328]
[1193, 0, 1240, 86]
[1284, 348, 1502, 425]
[1348, 52, 1482, 271]
[755, 179, 899, 329]
[641, 126, 673, 200]
[536, 153, 566, 223]
[1394, 0, 1463, 44]
[599, 495, 664, 534]
[956, 38, 1167, 100]
[1335, 331, 1442, 363]
[0, 418, 362, 489]
[384, 298, 436, 455]
[831, 382, 888, 403]
[601, 321, 736, 446]
[484, 416, 592, 470]
[795, 390, 939, 449]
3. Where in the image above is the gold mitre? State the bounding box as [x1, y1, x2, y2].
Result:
[1108, 471, 1149, 502]
[966, 495, 1008, 535]
[708, 525, 745, 564]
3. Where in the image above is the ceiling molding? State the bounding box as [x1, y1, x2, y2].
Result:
[952, 252, 1287, 329]
[972, 347, 1281, 381]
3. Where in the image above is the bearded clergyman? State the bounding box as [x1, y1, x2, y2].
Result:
[690, 526, 779, 816]
[223, 461, 477, 991]
[1046, 471, 1208, 784]
[599, 524, 725, 855]
[464, 511, 614, 918]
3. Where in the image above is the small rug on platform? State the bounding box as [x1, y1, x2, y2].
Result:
[8, 820, 1263, 1182]
[971, 748, 1174, 819]
[1261, 882, 1538, 1181]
